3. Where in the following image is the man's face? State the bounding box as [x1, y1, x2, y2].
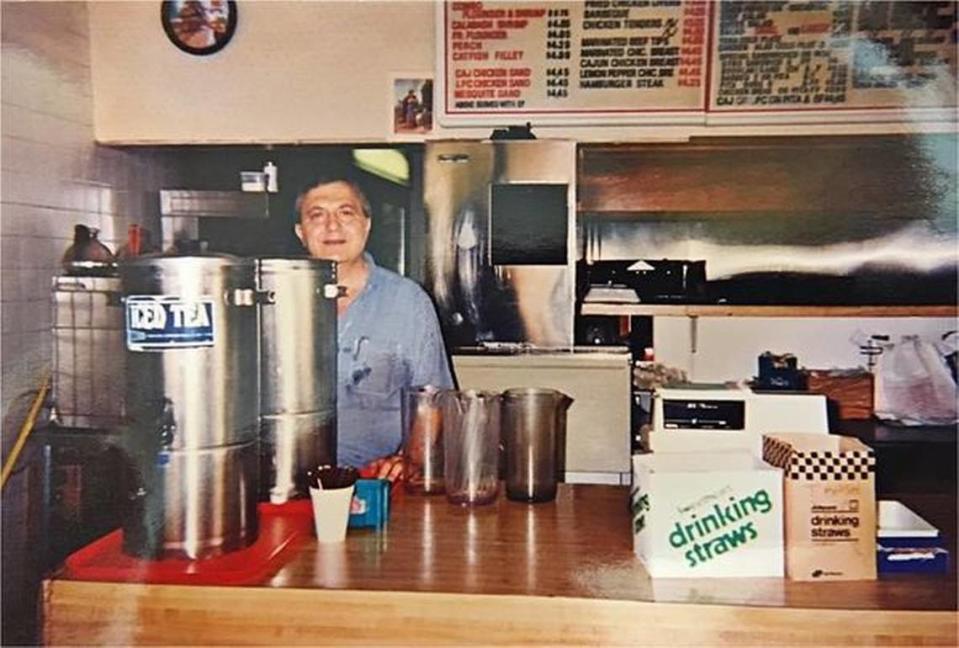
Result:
[295, 181, 371, 264]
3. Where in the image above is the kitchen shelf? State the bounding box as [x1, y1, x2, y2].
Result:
[580, 303, 958, 317]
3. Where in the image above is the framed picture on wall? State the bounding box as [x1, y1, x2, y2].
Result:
[161, 1, 238, 56]
[390, 75, 434, 138]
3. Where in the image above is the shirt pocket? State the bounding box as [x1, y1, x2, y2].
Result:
[346, 341, 409, 410]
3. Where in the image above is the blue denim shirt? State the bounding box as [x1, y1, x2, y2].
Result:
[338, 254, 454, 467]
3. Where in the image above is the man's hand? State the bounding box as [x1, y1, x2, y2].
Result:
[360, 453, 405, 483]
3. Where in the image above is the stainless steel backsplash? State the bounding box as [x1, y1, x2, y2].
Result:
[424, 140, 576, 348]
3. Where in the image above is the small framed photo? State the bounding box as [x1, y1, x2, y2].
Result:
[391, 76, 434, 137]
[161, 1, 238, 56]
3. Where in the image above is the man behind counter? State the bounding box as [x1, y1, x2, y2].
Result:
[294, 175, 454, 480]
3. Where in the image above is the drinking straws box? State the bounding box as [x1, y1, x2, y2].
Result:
[631, 452, 784, 578]
[763, 433, 877, 581]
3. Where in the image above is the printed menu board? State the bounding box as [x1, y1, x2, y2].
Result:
[437, 0, 958, 127]
[708, 0, 958, 116]
[438, 0, 710, 125]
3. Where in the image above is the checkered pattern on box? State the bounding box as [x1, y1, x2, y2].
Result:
[763, 436, 875, 481]
[787, 450, 875, 480]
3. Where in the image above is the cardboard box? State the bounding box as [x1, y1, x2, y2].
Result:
[805, 370, 874, 420]
[631, 452, 784, 578]
[763, 433, 877, 581]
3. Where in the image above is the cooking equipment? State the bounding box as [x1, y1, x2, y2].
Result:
[61, 225, 115, 273]
[501, 388, 572, 503]
[646, 384, 828, 456]
[119, 254, 260, 559]
[159, 189, 270, 252]
[122, 441, 259, 559]
[257, 257, 337, 504]
[401, 386, 445, 495]
[442, 390, 501, 506]
[51, 275, 125, 429]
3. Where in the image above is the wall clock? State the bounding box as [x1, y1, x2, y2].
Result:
[161, 1, 237, 56]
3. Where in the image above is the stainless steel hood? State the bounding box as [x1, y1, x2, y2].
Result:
[424, 140, 576, 349]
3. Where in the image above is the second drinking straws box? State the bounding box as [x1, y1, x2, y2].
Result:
[762, 433, 877, 581]
[631, 452, 784, 578]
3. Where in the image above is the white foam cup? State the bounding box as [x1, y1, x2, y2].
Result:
[309, 484, 355, 543]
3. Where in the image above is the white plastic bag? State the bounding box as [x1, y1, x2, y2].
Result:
[874, 335, 958, 426]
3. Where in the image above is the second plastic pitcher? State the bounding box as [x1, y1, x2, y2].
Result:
[442, 390, 501, 506]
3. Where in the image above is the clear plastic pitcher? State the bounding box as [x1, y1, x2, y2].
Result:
[442, 390, 501, 506]
[401, 385, 445, 495]
[502, 388, 573, 503]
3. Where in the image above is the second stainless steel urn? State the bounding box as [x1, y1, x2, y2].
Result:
[257, 257, 337, 504]
[119, 254, 260, 559]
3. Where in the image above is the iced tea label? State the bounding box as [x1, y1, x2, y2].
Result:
[125, 295, 215, 351]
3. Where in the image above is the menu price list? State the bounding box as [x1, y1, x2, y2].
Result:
[443, 0, 709, 119]
[709, 0, 958, 112]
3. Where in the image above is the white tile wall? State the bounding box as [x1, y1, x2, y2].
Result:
[1, 2, 179, 433]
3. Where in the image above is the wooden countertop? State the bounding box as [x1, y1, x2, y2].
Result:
[45, 485, 958, 646]
[267, 485, 956, 610]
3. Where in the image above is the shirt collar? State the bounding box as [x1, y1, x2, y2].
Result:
[340, 252, 379, 329]
[362, 252, 381, 291]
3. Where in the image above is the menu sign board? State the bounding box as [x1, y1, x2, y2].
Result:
[438, 0, 710, 125]
[708, 0, 958, 117]
[437, 0, 957, 127]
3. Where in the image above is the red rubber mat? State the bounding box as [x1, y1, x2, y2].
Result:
[63, 502, 313, 586]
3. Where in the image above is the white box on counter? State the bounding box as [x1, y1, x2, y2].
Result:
[878, 500, 939, 539]
[631, 452, 784, 578]
[645, 387, 828, 458]
[642, 427, 763, 456]
[877, 500, 949, 575]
